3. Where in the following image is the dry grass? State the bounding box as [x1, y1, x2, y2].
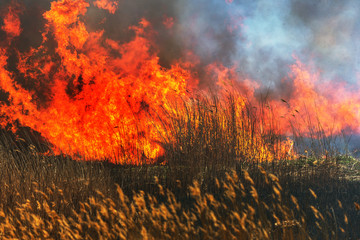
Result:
[0, 163, 357, 239]
[0, 93, 358, 239]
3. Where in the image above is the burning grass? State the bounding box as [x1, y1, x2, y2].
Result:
[0, 0, 359, 238]
[0, 94, 358, 239]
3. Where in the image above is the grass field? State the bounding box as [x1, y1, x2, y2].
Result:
[0, 0, 359, 239]
[0, 94, 359, 239]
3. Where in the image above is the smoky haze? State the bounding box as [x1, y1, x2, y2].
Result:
[1, 0, 360, 92]
[178, 0, 360, 95]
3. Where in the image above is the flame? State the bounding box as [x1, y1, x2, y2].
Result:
[0, 0, 194, 164]
[163, 16, 174, 29]
[209, 56, 360, 138]
[268, 58, 360, 137]
[207, 63, 297, 162]
[0, 0, 359, 164]
[1, 3, 22, 38]
[93, 0, 118, 14]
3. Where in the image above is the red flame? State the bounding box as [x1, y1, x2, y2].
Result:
[0, 0, 359, 164]
[0, 0, 195, 164]
[93, 0, 118, 14]
[208, 57, 360, 138]
[163, 16, 174, 29]
[269, 58, 360, 136]
[1, 3, 22, 38]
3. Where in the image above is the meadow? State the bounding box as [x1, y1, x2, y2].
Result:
[0, 94, 359, 239]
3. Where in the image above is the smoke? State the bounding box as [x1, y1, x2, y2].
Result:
[176, 0, 360, 93]
[1, 0, 360, 91]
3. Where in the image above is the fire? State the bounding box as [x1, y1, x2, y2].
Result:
[0, 0, 359, 164]
[1, 3, 22, 38]
[210, 57, 360, 138]
[163, 16, 174, 29]
[93, 0, 118, 14]
[268, 58, 360, 137]
[0, 0, 194, 164]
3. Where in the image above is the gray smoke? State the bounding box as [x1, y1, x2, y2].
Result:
[1, 0, 360, 92]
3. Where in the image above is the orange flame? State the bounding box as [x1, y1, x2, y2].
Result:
[1, 3, 22, 38]
[0, 0, 359, 164]
[268, 58, 360, 136]
[0, 0, 194, 164]
[212, 57, 360, 138]
[93, 0, 118, 14]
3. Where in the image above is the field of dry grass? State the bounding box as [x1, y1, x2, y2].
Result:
[0, 94, 359, 239]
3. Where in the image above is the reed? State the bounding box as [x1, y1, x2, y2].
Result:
[0, 93, 358, 239]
